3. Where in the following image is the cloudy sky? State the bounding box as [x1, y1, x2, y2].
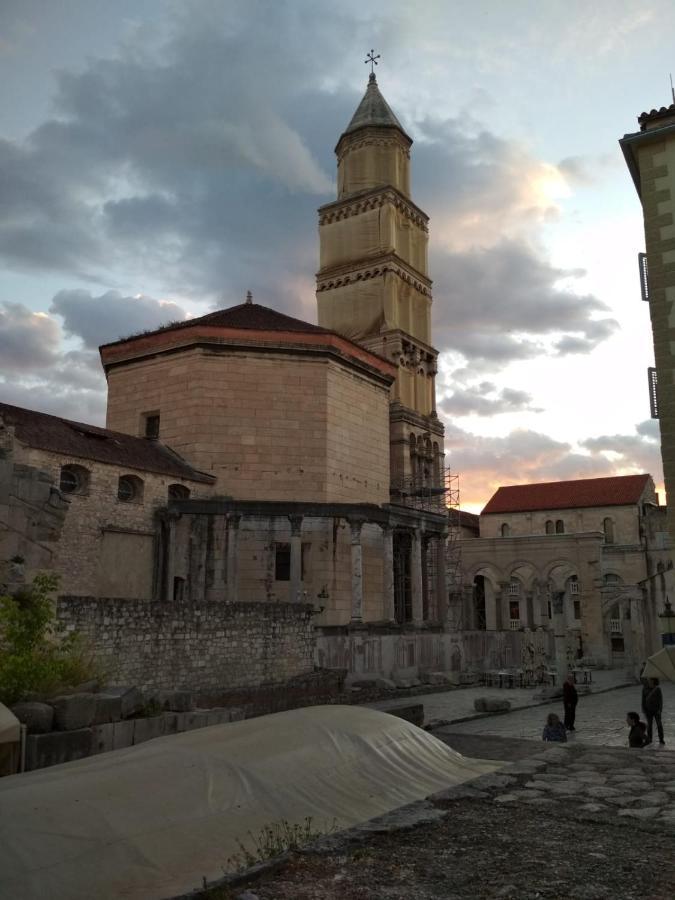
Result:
[1, 0, 673, 510]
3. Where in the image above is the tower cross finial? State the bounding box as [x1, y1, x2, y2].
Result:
[365, 49, 380, 75]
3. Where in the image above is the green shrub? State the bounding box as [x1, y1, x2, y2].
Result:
[0, 574, 103, 705]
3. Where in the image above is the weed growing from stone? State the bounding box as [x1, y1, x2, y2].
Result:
[225, 816, 338, 873]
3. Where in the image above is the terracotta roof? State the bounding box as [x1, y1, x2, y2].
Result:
[342, 74, 410, 140]
[101, 302, 330, 349]
[638, 103, 675, 129]
[0, 402, 214, 483]
[456, 510, 479, 530]
[482, 474, 652, 515]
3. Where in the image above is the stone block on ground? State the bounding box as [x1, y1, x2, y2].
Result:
[349, 677, 396, 691]
[133, 716, 164, 745]
[93, 694, 122, 725]
[420, 671, 454, 686]
[156, 690, 195, 712]
[391, 675, 421, 689]
[90, 723, 114, 755]
[100, 686, 144, 718]
[184, 712, 209, 731]
[382, 704, 424, 728]
[10, 701, 54, 734]
[51, 693, 98, 731]
[25, 728, 93, 771]
[474, 697, 511, 713]
[112, 719, 135, 750]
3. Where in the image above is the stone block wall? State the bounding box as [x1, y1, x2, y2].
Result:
[17, 446, 209, 597]
[57, 596, 316, 692]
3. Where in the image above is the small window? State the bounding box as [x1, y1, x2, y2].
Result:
[274, 543, 308, 581]
[603, 517, 614, 544]
[59, 464, 89, 495]
[509, 599, 520, 620]
[143, 412, 160, 439]
[173, 576, 185, 602]
[545, 520, 554, 535]
[547, 600, 552, 619]
[118, 474, 143, 503]
[573, 600, 581, 620]
[168, 484, 190, 500]
[555, 519, 565, 534]
[508, 579, 520, 595]
[500, 523, 510, 537]
[275, 544, 291, 581]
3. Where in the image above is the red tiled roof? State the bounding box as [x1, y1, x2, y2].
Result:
[100, 302, 330, 349]
[482, 474, 652, 515]
[456, 510, 479, 530]
[0, 402, 214, 483]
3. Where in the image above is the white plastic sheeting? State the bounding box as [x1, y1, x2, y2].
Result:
[0, 705, 496, 900]
[0, 703, 20, 745]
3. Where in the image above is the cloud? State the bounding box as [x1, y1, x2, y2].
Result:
[431, 240, 618, 365]
[444, 420, 663, 511]
[439, 382, 541, 417]
[50, 289, 189, 348]
[0, 301, 60, 370]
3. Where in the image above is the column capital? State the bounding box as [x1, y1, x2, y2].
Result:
[347, 516, 366, 540]
[288, 514, 303, 536]
[227, 512, 242, 530]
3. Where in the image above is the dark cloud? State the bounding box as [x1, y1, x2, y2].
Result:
[431, 240, 618, 365]
[439, 382, 540, 417]
[0, 301, 60, 370]
[50, 289, 189, 348]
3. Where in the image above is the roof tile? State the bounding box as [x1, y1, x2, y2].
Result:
[0, 402, 214, 483]
[482, 474, 652, 515]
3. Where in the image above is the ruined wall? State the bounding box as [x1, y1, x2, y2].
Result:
[57, 597, 316, 692]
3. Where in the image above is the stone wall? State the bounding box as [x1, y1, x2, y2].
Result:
[18, 445, 209, 597]
[57, 596, 316, 692]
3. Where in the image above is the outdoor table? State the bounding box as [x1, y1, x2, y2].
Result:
[546, 669, 557, 686]
[572, 668, 592, 685]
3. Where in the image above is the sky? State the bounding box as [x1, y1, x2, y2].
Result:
[0, 0, 673, 512]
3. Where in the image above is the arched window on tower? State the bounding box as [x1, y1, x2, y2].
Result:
[501, 523, 510, 537]
[555, 519, 565, 534]
[545, 520, 554, 535]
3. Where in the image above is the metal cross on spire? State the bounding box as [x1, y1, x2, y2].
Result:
[365, 49, 380, 75]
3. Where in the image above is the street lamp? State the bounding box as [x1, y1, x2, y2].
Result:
[658, 596, 675, 646]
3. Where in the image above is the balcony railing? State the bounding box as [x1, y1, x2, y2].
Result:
[569, 581, 579, 595]
[609, 619, 622, 634]
[509, 619, 521, 630]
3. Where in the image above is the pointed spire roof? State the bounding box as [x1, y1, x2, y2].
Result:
[342, 73, 411, 141]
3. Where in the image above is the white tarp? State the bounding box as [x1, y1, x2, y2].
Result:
[0, 703, 20, 745]
[0, 704, 497, 900]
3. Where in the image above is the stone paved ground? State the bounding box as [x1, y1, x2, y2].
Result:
[368, 670, 631, 726]
[200, 741, 675, 900]
[439, 681, 675, 747]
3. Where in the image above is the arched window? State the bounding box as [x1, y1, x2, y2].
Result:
[501, 523, 510, 537]
[603, 517, 615, 544]
[545, 520, 554, 534]
[117, 474, 144, 503]
[168, 484, 190, 500]
[59, 464, 89, 495]
[555, 519, 565, 534]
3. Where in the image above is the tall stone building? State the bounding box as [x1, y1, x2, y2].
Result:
[1, 73, 451, 685]
[621, 101, 675, 553]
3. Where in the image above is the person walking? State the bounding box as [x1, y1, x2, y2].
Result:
[542, 712, 567, 742]
[643, 677, 665, 745]
[562, 673, 578, 732]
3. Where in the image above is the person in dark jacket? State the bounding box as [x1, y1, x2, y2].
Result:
[562, 673, 578, 731]
[542, 712, 567, 742]
[643, 678, 665, 745]
[626, 711, 648, 748]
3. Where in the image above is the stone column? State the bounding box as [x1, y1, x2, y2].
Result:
[551, 590, 569, 685]
[485, 580, 497, 631]
[206, 514, 228, 602]
[497, 582, 508, 631]
[437, 537, 449, 624]
[531, 587, 542, 627]
[226, 513, 241, 603]
[164, 512, 179, 602]
[381, 523, 395, 622]
[348, 518, 365, 622]
[289, 514, 303, 602]
[411, 527, 424, 624]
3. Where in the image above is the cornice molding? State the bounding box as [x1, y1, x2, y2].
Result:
[319, 187, 428, 231]
[316, 253, 432, 296]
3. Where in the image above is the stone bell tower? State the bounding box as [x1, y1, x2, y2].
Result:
[316, 71, 444, 495]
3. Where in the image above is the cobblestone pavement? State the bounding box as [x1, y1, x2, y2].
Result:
[368, 669, 631, 726]
[438, 681, 675, 747]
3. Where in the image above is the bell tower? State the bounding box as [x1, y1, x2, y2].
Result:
[316, 70, 444, 495]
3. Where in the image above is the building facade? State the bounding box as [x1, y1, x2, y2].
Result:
[458, 474, 671, 671]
